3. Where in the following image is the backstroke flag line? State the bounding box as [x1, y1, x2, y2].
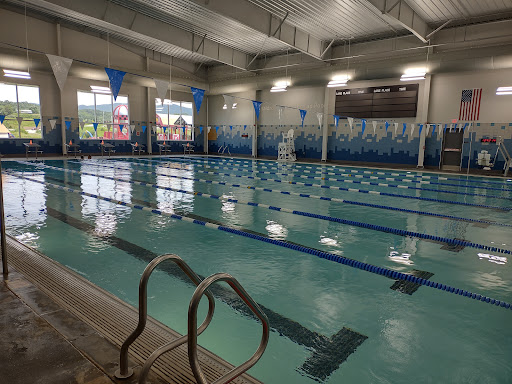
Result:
[104, 68, 126, 101]
[46, 54, 73, 91]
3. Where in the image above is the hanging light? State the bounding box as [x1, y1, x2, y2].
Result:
[222, 104, 228, 109]
[3, 69, 31, 79]
[401, 68, 427, 81]
[327, 75, 350, 88]
[496, 86, 512, 95]
[271, 80, 289, 92]
[232, 102, 238, 109]
[90, 85, 111, 94]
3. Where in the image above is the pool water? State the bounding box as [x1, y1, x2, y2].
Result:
[3, 156, 512, 384]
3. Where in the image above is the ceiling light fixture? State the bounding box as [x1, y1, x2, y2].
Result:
[496, 86, 512, 95]
[327, 75, 350, 88]
[232, 102, 238, 109]
[3, 69, 31, 79]
[223, 104, 227, 109]
[401, 68, 427, 81]
[271, 80, 289, 92]
[90, 85, 111, 94]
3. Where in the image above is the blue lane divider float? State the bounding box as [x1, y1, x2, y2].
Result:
[8, 170, 512, 312]
[127, 158, 512, 212]
[172, 155, 512, 189]
[19, 161, 512, 255]
[66, 160, 512, 224]
[137, 157, 512, 198]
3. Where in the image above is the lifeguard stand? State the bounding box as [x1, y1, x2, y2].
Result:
[278, 129, 296, 161]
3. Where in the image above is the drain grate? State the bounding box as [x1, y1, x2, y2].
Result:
[5, 236, 261, 384]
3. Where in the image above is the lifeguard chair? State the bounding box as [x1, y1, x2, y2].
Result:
[278, 129, 296, 161]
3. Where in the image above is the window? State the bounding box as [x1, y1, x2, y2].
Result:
[0, 82, 42, 139]
[78, 91, 130, 140]
[155, 98, 194, 141]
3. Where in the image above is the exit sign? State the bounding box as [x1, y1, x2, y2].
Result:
[481, 138, 497, 143]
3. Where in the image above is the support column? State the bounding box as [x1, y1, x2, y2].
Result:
[57, 23, 67, 156]
[417, 74, 432, 168]
[145, 57, 152, 154]
[321, 87, 330, 162]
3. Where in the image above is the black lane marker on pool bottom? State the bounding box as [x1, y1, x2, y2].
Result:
[390, 270, 435, 295]
[45, 205, 367, 382]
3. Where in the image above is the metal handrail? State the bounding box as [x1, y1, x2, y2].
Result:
[188, 273, 269, 384]
[115, 254, 215, 379]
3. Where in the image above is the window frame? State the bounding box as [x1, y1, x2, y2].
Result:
[0, 81, 43, 140]
[77, 90, 130, 141]
[155, 98, 194, 142]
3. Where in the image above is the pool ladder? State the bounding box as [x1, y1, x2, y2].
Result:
[114, 254, 269, 384]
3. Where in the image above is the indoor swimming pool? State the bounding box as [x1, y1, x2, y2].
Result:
[3, 156, 512, 384]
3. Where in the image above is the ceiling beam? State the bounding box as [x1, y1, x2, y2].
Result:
[364, 0, 430, 43]
[17, 0, 252, 69]
[188, 0, 324, 60]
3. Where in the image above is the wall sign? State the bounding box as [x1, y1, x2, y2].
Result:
[481, 138, 497, 143]
[335, 84, 419, 118]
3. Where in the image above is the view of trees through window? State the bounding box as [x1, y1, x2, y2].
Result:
[155, 99, 194, 141]
[0, 82, 42, 139]
[78, 91, 130, 140]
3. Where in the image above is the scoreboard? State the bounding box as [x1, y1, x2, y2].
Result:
[335, 84, 419, 118]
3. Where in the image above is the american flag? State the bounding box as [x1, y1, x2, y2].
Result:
[459, 89, 482, 121]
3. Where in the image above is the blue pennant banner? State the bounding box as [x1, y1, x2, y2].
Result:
[215, 126, 219, 133]
[402, 123, 407, 136]
[0, 115, 5, 124]
[104, 67, 126, 101]
[182, 126, 186, 135]
[333, 115, 340, 128]
[119, 124, 124, 132]
[419, 124, 423, 136]
[444, 124, 448, 132]
[361, 119, 366, 135]
[34, 118, 40, 128]
[463, 122, 469, 132]
[299, 109, 307, 127]
[142, 125, 147, 133]
[252, 101, 263, 120]
[163, 126, 167, 133]
[93, 122, 98, 132]
[230, 125, 233, 130]
[244, 125, 247, 130]
[199, 126, 203, 134]
[190, 87, 205, 113]
[385, 121, 389, 132]
[431, 124, 436, 135]
[65, 120, 71, 130]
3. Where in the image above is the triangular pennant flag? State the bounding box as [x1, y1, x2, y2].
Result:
[215, 126, 219, 133]
[49, 119, 57, 130]
[65, 120, 71, 130]
[244, 125, 247, 130]
[191, 87, 205, 113]
[316, 112, 323, 129]
[253, 100, 263, 120]
[347, 117, 354, 131]
[33, 118, 40, 128]
[444, 124, 448, 133]
[119, 124, 124, 133]
[419, 124, 423, 136]
[394, 122, 399, 135]
[385, 121, 389, 132]
[333, 115, 340, 129]
[142, 125, 147, 133]
[431, 124, 436, 135]
[199, 126, 203, 134]
[154, 78, 169, 101]
[163, 126, 167, 133]
[182, 126, 186, 135]
[299, 109, 307, 127]
[411, 123, 415, 136]
[372, 120, 377, 134]
[104, 68, 126, 101]
[402, 123, 407, 136]
[230, 125, 233, 131]
[0, 115, 5, 124]
[93, 122, 99, 132]
[463, 122, 469, 132]
[152, 126, 157, 134]
[80, 121, 86, 130]
[361, 119, 366, 135]
[16, 116, 24, 127]
[426, 124, 430, 135]
[130, 124, 135, 133]
[46, 54, 73, 91]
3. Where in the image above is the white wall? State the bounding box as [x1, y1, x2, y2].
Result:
[428, 68, 512, 123]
